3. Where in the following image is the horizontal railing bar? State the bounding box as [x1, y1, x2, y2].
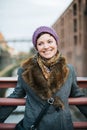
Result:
[0, 77, 87, 81]
[0, 77, 87, 88]
[0, 82, 17, 88]
[0, 39, 31, 43]
[0, 123, 16, 130]
[77, 82, 87, 88]
[0, 97, 87, 105]
[0, 77, 17, 81]
[0, 98, 25, 106]
[0, 122, 87, 130]
[77, 77, 87, 81]
[73, 122, 87, 128]
[0, 77, 17, 88]
[69, 97, 87, 105]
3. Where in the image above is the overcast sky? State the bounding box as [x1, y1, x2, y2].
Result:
[0, 0, 73, 52]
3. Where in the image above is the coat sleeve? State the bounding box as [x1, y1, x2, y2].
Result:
[0, 67, 26, 122]
[69, 65, 87, 118]
[8, 67, 26, 98]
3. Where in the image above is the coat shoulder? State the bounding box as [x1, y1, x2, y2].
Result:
[17, 67, 24, 75]
[67, 64, 75, 72]
[67, 64, 77, 78]
[21, 55, 36, 69]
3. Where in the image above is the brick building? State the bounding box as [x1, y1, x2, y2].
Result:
[52, 0, 87, 76]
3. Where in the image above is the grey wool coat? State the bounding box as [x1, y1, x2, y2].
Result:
[0, 60, 87, 130]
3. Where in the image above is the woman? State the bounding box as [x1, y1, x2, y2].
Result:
[0, 26, 87, 130]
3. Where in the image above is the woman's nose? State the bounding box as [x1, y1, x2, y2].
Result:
[43, 43, 49, 48]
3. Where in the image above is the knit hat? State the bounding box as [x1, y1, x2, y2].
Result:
[32, 26, 58, 47]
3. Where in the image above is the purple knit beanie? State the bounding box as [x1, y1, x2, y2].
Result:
[32, 26, 58, 47]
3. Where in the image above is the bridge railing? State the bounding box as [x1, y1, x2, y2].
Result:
[0, 77, 87, 130]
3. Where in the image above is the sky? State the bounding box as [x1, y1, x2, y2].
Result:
[0, 0, 73, 52]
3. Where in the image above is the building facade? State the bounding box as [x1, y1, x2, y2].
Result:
[52, 0, 87, 76]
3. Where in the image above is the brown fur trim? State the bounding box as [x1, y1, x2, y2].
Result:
[21, 55, 69, 108]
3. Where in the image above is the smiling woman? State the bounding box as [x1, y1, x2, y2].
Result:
[0, 26, 87, 130]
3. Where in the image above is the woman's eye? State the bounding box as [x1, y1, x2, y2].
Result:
[38, 42, 43, 46]
[48, 40, 52, 44]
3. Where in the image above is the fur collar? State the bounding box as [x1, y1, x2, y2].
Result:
[21, 55, 69, 101]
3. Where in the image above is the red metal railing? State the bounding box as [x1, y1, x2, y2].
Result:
[0, 77, 87, 130]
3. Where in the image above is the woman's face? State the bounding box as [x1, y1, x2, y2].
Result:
[36, 33, 58, 59]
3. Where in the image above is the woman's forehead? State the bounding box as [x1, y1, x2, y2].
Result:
[37, 33, 54, 41]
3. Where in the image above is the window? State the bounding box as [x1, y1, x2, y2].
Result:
[73, 3, 77, 16]
[78, 0, 81, 11]
[84, 0, 87, 15]
[74, 35, 77, 46]
[73, 19, 77, 32]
